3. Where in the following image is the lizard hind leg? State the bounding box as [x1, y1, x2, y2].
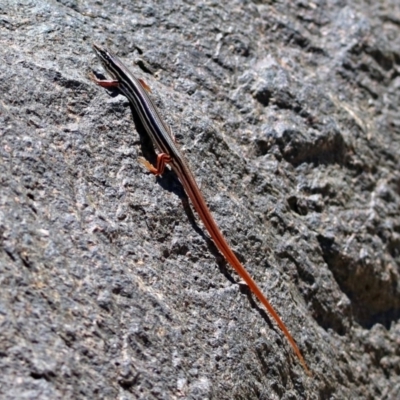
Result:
[138, 153, 171, 176]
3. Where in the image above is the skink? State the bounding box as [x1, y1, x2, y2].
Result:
[92, 43, 310, 374]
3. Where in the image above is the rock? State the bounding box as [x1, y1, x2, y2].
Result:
[0, 0, 399, 398]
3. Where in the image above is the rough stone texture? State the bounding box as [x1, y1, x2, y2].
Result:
[0, 0, 399, 398]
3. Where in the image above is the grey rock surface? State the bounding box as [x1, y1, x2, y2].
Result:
[0, 0, 399, 398]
